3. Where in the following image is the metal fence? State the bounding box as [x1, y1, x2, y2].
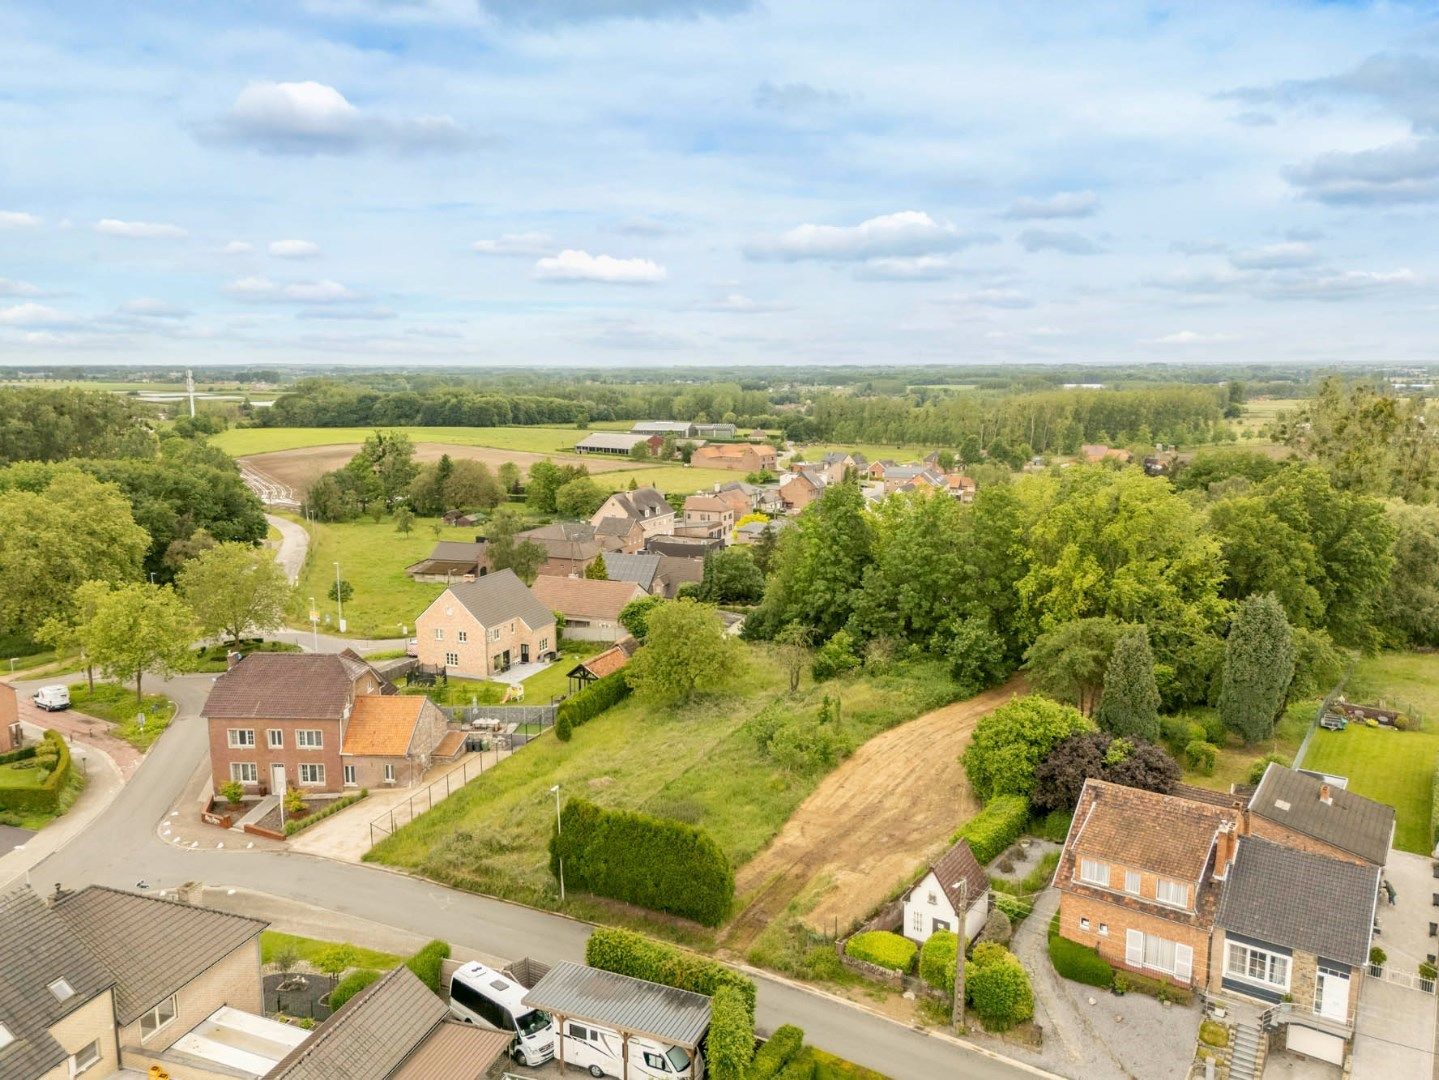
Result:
[368, 745, 512, 847]
[439, 703, 557, 727]
[1367, 964, 1436, 994]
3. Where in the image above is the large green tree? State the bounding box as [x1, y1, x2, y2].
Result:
[1023, 617, 1127, 716]
[1095, 628, 1161, 741]
[625, 599, 743, 704]
[962, 694, 1094, 802]
[1219, 593, 1296, 745]
[1382, 502, 1439, 646]
[178, 542, 292, 645]
[343, 430, 418, 511]
[850, 489, 968, 647]
[526, 460, 590, 513]
[443, 459, 504, 512]
[695, 549, 765, 604]
[484, 508, 546, 584]
[79, 582, 194, 704]
[554, 476, 607, 519]
[1207, 494, 1324, 628]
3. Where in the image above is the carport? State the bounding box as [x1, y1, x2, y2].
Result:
[521, 961, 711, 1079]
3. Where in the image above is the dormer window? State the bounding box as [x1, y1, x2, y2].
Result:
[1079, 858, 1110, 886]
[47, 977, 74, 1002]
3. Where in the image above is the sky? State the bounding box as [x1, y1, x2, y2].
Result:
[2, 1, 1439, 368]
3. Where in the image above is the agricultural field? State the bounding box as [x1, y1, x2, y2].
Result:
[213, 425, 617, 457]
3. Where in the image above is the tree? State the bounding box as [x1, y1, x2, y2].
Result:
[962, 695, 1094, 802]
[443, 459, 504, 512]
[1207, 495, 1324, 628]
[314, 944, 358, 989]
[942, 614, 1011, 696]
[696, 549, 765, 604]
[1095, 628, 1161, 741]
[485, 508, 547, 584]
[585, 553, 609, 580]
[498, 461, 521, 494]
[850, 490, 968, 647]
[328, 579, 353, 604]
[618, 594, 665, 642]
[527, 461, 589, 513]
[344, 430, 418, 510]
[555, 476, 607, 519]
[1381, 502, 1439, 647]
[79, 582, 193, 704]
[178, 542, 292, 645]
[749, 523, 779, 575]
[1219, 593, 1296, 745]
[1023, 618, 1127, 716]
[36, 579, 113, 692]
[394, 506, 414, 535]
[776, 623, 815, 692]
[625, 599, 743, 704]
[1032, 731, 1180, 813]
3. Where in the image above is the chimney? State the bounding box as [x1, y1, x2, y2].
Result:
[1320, 783, 1333, 806]
[226, 651, 243, 670]
[1239, 803, 1251, 836]
[1213, 820, 1237, 880]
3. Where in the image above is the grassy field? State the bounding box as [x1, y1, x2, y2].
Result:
[260, 931, 403, 970]
[1300, 651, 1439, 854]
[1179, 700, 1312, 793]
[367, 647, 960, 920]
[68, 683, 175, 750]
[398, 642, 603, 706]
[600, 463, 743, 495]
[0, 761, 47, 789]
[213, 425, 607, 458]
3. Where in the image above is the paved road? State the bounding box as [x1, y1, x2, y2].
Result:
[266, 513, 308, 584]
[14, 670, 1045, 1080]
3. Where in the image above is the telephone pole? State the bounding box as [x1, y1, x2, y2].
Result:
[952, 879, 967, 1030]
[185, 368, 196, 418]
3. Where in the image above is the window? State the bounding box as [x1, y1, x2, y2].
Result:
[911, 909, 923, 933]
[446, 652, 459, 667]
[227, 729, 255, 748]
[230, 762, 258, 783]
[539, 637, 549, 652]
[1080, 917, 1091, 932]
[299, 763, 325, 785]
[267, 729, 283, 749]
[70, 1039, 101, 1074]
[1225, 941, 1290, 991]
[644, 1051, 670, 1071]
[1127, 930, 1194, 982]
[343, 764, 357, 786]
[489, 627, 501, 642]
[0, 1023, 11, 1051]
[1124, 870, 1141, 895]
[47, 977, 74, 1002]
[296, 730, 323, 749]
[140, 995, 178, 1040]
[567, 1023, 590, 1041]
[384, 763, 396, 783]
[1156, 879, 1189, 909]
[458, 630, 468, 643]
[1099, 924, 1110, 937]
[927, 891, 937, 905]
[434, 628, 444, 640]
[450, 977, 512, 1031]
[1079, 859, 1110, 886]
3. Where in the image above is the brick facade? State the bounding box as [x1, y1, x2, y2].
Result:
[344, 697, 450, 790]
[0, 681, 18, 752]
[37, 990, 119, 1080]
[118, 938, 262, 1059]
[415, 596, 554, 679]
[1247, 816, 1373, 867]
[1058, 886, 1212, 987]
[210, 715, 348, 794]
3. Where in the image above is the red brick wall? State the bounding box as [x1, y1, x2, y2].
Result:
[1058, 890, 1212, 987]
[0, 683, 16, 752]
[1247, 817, 1373, 866]
[209, 716, 345, 794]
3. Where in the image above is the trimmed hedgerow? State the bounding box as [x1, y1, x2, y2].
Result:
[404, 940, 450, 993]
[748, 1025, 805, 1079]
[551, 798, 734, 926]
[283, 789, 368, 836]
[556, 670, 631, 737]
[328, 968, 381, 1011]
[585, 928, 757, 1017]
[0, 744, 37, 766]
[0, 731, 71, 814]
[707, 985, 755, 1080]
[843, 931, 916, 973]
[1046, 914, 1114, 988]
[919, 930, 959, 997]
[952, 794, 1030, 865]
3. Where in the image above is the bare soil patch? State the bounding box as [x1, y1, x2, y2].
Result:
[723, 675, 1027, 951]
[241, 442, 639, 495]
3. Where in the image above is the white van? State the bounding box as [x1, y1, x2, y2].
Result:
[32, 685, 70, 712]
[558, 1019, 704, 1079]
[447, 961, 554, 1067]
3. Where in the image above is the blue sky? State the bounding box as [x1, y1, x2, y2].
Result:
[2, 0, 1438, 367]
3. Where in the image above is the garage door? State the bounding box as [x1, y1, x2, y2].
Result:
[1288, 1023, 1346, 1065]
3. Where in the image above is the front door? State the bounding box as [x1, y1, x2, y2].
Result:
[932, 917, 952, 934]
[521, 644, 530, 663]
[1315, 965, 1350, 1021]
[270, 763, 287, 797]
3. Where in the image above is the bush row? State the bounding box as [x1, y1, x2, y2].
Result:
[1113, 969, 1193, 1005]
[585, 928, 757, 1017]
[0, 731, 71, 814]
[1046, 915, 1114, 989]
[283, 789, 368, 836]
[328, 968, 382, 1011]
[556, 671, 631, 741]
[952, 794, 1029, 865]
[748, 1026, 805, 1080]
[552, 798, 734, 926]
[405, 940, 451, 994]
[708, 986, 755, 1080]
[843, 931, 916, 973]
[0, 744, 37, 766]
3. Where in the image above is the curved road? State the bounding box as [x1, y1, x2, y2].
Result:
[13, 672, 1046, 1080]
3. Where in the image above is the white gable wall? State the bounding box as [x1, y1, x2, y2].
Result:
[902, 870, 989, 945]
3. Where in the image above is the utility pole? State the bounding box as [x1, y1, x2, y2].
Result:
[185, 368, 196, 418]
[550, 784, 565, 901]
[952, 879, 967, 1031]
[333, 561, 345, 633]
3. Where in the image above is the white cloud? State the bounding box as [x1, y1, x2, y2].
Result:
[854, 256, 960, 281]
[0, 303, 80, 328]
[1004, 191, 1099, 220]
[269, 239, 321, 259]
[118, 298, 190, 319]
[221, 240, 254, 254]
[1018, 229, 1102, 255]
[95, 218, 188, 239]
[224, 276, 360, 303]
[297, 306, 396, 320]
[0, 211, 41, 229]
[953, 288, 1034, 309]
[1146, 330, 1234, 345]
[1229, 242, 1319, 270]
[698, 293, 784, 313]
[745, 211, 992, 262]
[1260, 268, 1421, 300]
[1284, 138, 1439, 204]
[472, 232, 553, 256]
[0, 278, 42, 297]
[213, 80, 470, 154]
[533, 250, 666, 284]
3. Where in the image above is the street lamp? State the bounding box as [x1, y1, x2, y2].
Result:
[309, 596, 320, 652]
[333, 561, 345, 633]
[8, 658, 17, 674]
[550, 784, 565, 902]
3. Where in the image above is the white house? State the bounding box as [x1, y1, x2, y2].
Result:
[901, 840, 990, 945]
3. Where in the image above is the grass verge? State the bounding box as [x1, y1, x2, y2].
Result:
[260, 931, 404, 970]
[67, 683, 175, 750]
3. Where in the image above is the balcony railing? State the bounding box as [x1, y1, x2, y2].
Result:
[1263, 1002, 1354, 1039]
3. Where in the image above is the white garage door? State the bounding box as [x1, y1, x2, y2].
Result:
[1288, 1023, 1346, 1065]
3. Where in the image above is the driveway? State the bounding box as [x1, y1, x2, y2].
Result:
[266, 513, 308, 584]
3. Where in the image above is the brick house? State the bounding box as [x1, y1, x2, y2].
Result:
[1245, 763, 1394, 867]
[529, 576, 646, 643]
[415, 569, 557, 678]
[779, 471, 823, 513]
[680, 494, 735, 539]
[341, 695, 451, 789]
[0, 680, 20, 752]
[589, 486, 676, 539]
[691, 443, 777, 473]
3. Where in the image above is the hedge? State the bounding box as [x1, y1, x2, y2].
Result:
[0, 744, 37, 766]
[405, 940, 450, 994]
[1046, 915, 1114, 988]
[707, 986, 755, 1080]
[585, 928, 757, 1017]
[843, 931, 916, 973]
[552, 798, 734, 926]
[556, 671, 631, 740]
[965, 944, 1033, 1031]
[918, 931, 958, 997]
[283, 789, 368, 836]
[992, 893, 1032, 925]
[0, 731, 71, 814]
[952, 795, 1030, 866]
[1113, 969, 1193, 1005]
[328, 968, 381, 1011]
[748, 1025, 805, 1079]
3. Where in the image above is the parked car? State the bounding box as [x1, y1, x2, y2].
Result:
[33, 685, 70, 711]
[405, 637, 418, 657]
[447, 961, 554, 1067]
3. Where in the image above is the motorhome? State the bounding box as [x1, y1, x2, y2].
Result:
[558, 1020, 703, 1079]
[447, 961, 554, 1067]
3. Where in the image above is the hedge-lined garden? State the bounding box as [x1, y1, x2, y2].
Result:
[556, 670, 631, 741]
[951, 794, 1029, 864]
[284, 789, 368, 836]
[0, 731, 72, 814]
[1046, 915, 1114, 988]
[551, 797, 734, 926]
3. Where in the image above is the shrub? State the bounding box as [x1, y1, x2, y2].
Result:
[963, 695, 1093, 802]
[1420, 961, 1437, 981]
[586, 928, 757, 1017]
[0, 744, 37, 766]
[283, 790, 368, 836]
[1046, 919, 1114, 989]
[748, 1025, 805, 1079]
[1184, 740, 1218, 774]
[992, 893, 1031, 925]
[1031, 809, 1073, 842]
[952, 795, 1030, 865]
[219, 780, 244, 806]
[1394, 714, 1414, 732]
[1249, 753, 1287, 785]
[974, 908, 1013, 948]
[965, 946, 1033, 1031]
[812, 630, 860, 681]
[1113, 970, 1192, 1005]
[556, 671, 631, 732]
[284, 787, 306, 817]
[766, 718, 847, 774]
[919, 931, 958, 996]
[555, 713, 573, 742]
[1370, 946, 1387, 967]
[551, 798, 734, 926]
[1198, 1020, 1229, 1048]
[405, 940, 450, 993]
[329, 968, 381, 1011]
[776, 1054, 817, 1080]
[843, 931, 916, 973]
[707, 986, 754, 1080]
[0, 731, 71, 814]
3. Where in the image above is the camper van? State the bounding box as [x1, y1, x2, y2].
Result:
[447, 961, 554, 1067]
[558, 1020, 704, 1079]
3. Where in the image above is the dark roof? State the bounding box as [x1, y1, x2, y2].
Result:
[656, 554, 705, 586]
[391, 1019, 510, 1079]
[269, 965, 448, 1080]
[522, 962, 711, 1048]
[1249, 764, 1394, 865]
[425, 541, 485, 564]
[523, 521, 597, 544]
[594, 516, 641, 539]
[601, 552, 661, 590]
[0, 888, 115, 1079]
[1217, 836, 1379, 966]
[441, 569, 556, 631]
[52, 886, 267, 1024]
[601, 487, 672, 520]
[202, 652, 376, 720]
[924, 841, 988, 913]
[1173, 783, 1246, 809]
[646, 535, 722, 557]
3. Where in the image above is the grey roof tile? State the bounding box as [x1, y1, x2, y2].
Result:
[1249, 764, 1395, 865]
[201, 653, 377, 720]
[443, 569, 556, 631]
[599, 552, 661, 590]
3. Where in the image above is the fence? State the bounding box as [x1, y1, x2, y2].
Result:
[439, 703, 556, 746]
[1367, 964, 1436, 994]
[1292, 659, 1356, 772]
[368, 746, 511, 847]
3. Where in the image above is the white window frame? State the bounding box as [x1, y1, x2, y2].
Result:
[458, 629, 468, 643]
[229, 762, 258, 784]
[70, 1038, 102, 1075]
[48, 977, 74, 1002]
[1225, 940, 1291, 992]
[384, 763, 396, 783]
[1078, 858, 1110, 886]
[296, 729, 323, 750]
[298, 763, 325, 786]
[227, 729, 255, 748]
[1124, 870, 1142, 895]
[267, 729, 283, 749]
[445, 652, 460, 667]
[489, 626, 501, 642]
[433, 627, 444, 640]
[140, 994, 178, 1042]
[911, 909, 923, 933]
[539, 637, 549, 652]
[1127, 930, 1194, 982]
[1156, 878, 1190, 909]
[343, 764, 357, 786]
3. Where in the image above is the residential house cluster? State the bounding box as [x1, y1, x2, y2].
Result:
[1055, 764, 1395, 1069]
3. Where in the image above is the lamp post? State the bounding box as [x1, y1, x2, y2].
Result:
[550, 784, 565, 902]
[333, 562, 345, 633]
[309, 597, 319, 652]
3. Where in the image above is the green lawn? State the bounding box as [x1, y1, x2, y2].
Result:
[260, 931, 403, 970]
[601, 463, 746, 496]
[1179, 701, 1311, 793]
[399, 677, 506, 707]
[0, 761, 47, 789]
[367, 646, 961, 917]
[212, 425, 614, 458]
[67, 683, 175, 750]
